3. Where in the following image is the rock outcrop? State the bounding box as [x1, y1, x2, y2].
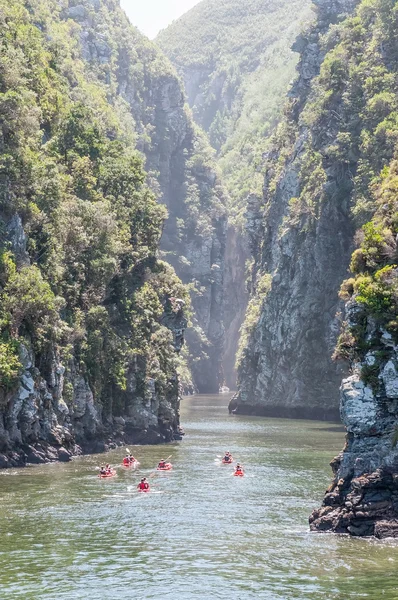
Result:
[310, 315, 398, 537]
[310, 92, 398, 535]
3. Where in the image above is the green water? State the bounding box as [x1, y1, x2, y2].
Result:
[1, 394, 398, 599]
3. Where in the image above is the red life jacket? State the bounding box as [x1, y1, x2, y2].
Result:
[139, 482, 149, 490]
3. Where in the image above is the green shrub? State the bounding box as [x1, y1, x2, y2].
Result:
[0, 340, 21, 391]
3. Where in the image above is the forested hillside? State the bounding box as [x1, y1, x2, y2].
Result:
[0, 0, 226, 467]
[72, 0, 227, 394]
[157, 0, 313, 215]
[157, 0, 313, 386]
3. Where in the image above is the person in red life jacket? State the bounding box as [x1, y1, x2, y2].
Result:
[235, 464, 243, 475]
[105, 464, 112, 474]
[158, 459, 167, 469]
[129, 454, 136, 463]
[137, 478, 150, 491]
[123, 455, 130, 466]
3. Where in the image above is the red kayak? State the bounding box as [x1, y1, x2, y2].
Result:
[122, 459, 139, 467]
[138, 488, 150, 493]
[222, 458, 233, 464]
[98, 469, 116, 478]
[157, 463, 172, 471]
[234, 471, 244, 477]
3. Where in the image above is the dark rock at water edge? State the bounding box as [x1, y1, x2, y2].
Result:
[0, 332, 184, 469]
[228, 393, 340, 421]
[310, 469, 398, 538]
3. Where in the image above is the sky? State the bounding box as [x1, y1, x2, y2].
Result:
[120, 0, 202, 39]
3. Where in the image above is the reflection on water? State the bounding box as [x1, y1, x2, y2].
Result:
[0, 394, 398, 599]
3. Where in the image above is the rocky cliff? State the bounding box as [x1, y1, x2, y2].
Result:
[310, 161, 398, 537]
[0, 0, 227, 467]
[232, 0, 391, 419]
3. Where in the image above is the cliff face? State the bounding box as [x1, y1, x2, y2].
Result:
[310, 310, 398, 538]
[233, 0, 362, 419]
[310, 162, 398, 537]
[68, 0, 228, 393]
[0, 0, 228, 467]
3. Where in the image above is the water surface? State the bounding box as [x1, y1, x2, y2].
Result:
[1, 394, 397, 599]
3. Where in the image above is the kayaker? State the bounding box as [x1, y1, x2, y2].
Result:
[158, 459, 166, 469]
[137, 478, 150, 491]
[123, 455, 130, 466]
[100, 466, 107, 475]
[235, 464, 243, 474]
[105, 464, 112, 474]
[129, 454, 136, 463]
[223, 452, 232, 463]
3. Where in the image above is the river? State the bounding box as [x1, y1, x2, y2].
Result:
[1, 394, 398, 599]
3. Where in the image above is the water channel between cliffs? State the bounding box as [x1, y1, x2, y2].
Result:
[1, 394, 398, 599]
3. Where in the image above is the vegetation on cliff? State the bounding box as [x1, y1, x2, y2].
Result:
[156, 0, 313, 222]
[0, 0, 188, 416]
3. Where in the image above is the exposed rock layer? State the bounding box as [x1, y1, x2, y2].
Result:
[310, 323, 398, 538]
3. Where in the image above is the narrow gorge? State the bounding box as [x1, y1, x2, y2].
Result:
[158, 0, 398, 537]
[1, 0, 398, 543]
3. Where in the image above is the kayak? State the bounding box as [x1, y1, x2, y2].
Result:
[234, 471, 244, 477]
[122, 460, 139, 467]
[157, 463, 172, 471]
[98, 469, 116, 478]
[138, 488, 150, 493]
[222, 458, 233, 464]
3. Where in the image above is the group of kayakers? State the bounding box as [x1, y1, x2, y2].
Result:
[222, 451, 244, 476]
[99, 449, 244, 486]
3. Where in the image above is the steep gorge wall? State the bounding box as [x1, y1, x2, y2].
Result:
[231, 0, 398, 536]
[232, 0, 360, 419]
[0, 0, 225, 468]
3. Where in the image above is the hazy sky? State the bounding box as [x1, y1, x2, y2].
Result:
[120, 0, 202, 39]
